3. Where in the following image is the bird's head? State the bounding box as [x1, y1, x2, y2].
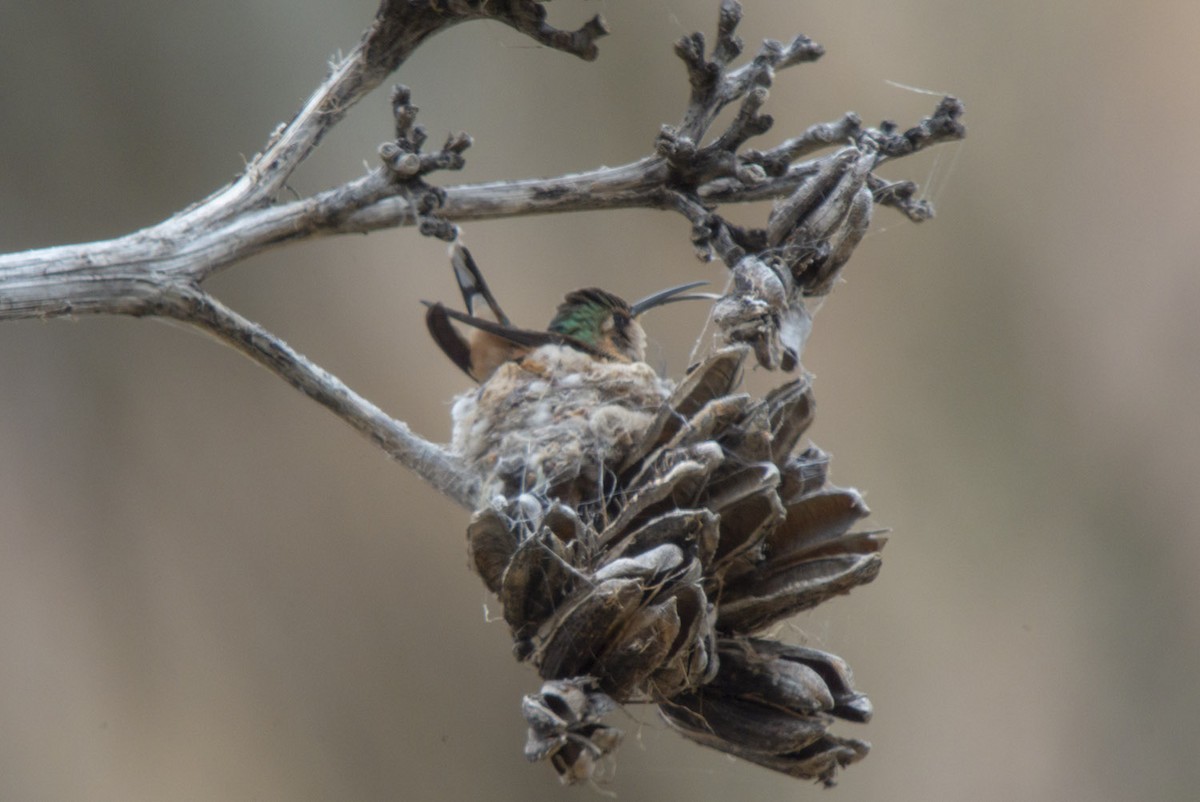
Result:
[547, 281, 709, 362]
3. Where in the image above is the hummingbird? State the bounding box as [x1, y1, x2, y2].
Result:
[425, 244, 711, 383]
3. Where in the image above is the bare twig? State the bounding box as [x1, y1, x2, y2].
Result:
[163, 287, 481, 508]
[745, 113, 863, 176]
[0, 110, 961, 321]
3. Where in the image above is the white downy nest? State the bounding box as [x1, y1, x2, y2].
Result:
[451, 345, 674, 503]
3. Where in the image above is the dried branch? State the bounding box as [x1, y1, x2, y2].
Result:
[0, 0, 966, 786]
[164, 287, 481, 508]
[0, 0, 963, 496]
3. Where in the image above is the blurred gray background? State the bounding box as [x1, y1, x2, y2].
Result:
[2, 1, 1197, 800]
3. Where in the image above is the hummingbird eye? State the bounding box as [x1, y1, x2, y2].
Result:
[602, 312, 629, 335]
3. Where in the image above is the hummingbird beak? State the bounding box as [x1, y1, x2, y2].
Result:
[629, 281, 714, 317]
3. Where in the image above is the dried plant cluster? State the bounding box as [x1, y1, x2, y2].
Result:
[440, 1, 964, 787]
[461, 345, 883, 784]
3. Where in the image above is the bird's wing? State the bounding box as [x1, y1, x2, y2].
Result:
[451, 244, 511, 326]
[425, 302, 606, 358]
[424, 302, 476, 379]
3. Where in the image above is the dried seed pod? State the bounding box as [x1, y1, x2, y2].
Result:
[594, 597, 682, 699]
[593, 542, 686, 583]
[764, 376, 816, 466]
[778, 445, 831, 502]
[708, 734, 871, 785]
[500, 530, 577, 656]
[621, 346, 749, 471]
[650, 582, 718, 693]
[659, 638, 872, 786]
[712, 255, 799, 370]
[713, 144, 883, 373]
[605, 509, 720, 570]
[768, 487, 879, 561]
[534, 578, 644, 680]
[770, 146, 875, 297]
[716, 487, 883, 624]
[738, 639, 874, 722]
[661, 394, 755, 451]
[466, 507, 518, 594]
[801, 185, 872, 295]
[523, 679, 623, 784]
[665, 693, 831, 755]
[600, 443, 725, 544]
[704, 463, 786, 570]
[717, 552, 884, 635]
[718, 401, 774, 463]
[418, 1, 963, 786]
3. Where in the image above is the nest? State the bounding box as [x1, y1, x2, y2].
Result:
[452, 345, 673, 504]
[453, 344, 885, 785]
